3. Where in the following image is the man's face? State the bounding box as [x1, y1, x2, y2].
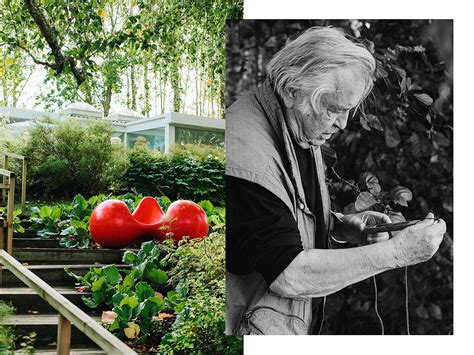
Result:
[284, 67, 367, 148]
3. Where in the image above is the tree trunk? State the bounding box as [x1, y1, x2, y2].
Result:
[1, 57, 7, 106]
[153, 68, 158, 116]
[126, 69, 131, 108]
[103, 84, 112, 117]
[172, 68, 181, 112]
[143, 61, 150, 117]
[130, 65, 137, 111]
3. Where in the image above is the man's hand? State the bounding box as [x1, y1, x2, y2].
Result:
[332, 211, 392, 244]
[389, 212, 446, 267]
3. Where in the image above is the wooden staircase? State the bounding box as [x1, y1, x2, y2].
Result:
[1, 232, 134, 353]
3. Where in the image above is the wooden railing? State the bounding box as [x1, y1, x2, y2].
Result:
[0, 250, 137, 355]
[1, 152, 27, 212]
[0, 168, 15, 255]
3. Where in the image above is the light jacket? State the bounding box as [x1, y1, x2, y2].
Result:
[225, 80, 331, 335]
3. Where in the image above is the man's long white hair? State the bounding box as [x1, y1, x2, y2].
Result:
[266, 26, 376, 115]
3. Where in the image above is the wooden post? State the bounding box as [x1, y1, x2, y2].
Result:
[0, 220, 3, 287]
[2, 155, 8, 203]
[21, 158, 27, 212]
[0, 218, 4, 250]
[6, 175, 15, 255]
[57, 314, 72, 355]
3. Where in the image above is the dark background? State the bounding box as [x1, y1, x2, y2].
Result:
[225, 20, 453, 335]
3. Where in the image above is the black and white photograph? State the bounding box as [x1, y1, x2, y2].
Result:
[225, 20, 453, 336]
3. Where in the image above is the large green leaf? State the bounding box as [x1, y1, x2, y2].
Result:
[102, 265, 122, 284]
[120, 296, 139, 309]
[39, 206, 52, 219]
[91, 276, 106, 292]
[135, 281, 155, 301]
[146, 268, 168, 285]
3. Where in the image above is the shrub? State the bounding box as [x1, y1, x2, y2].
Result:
[159, 231, 243, 354]
[0, 301, 15, 352]
[171, 143, 225, 161]
[118, 146, 225, 206]
[21, 118, 128, 198]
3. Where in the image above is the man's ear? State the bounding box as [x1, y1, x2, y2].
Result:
[282, 90, 295, 108]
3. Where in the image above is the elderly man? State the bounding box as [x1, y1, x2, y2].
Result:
[225, 26, 446, 335]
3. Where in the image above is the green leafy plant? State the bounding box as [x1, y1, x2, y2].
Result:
[18, 331, 36, 354]
[198, 200, 225, 230]
[0, 301, 16, 352]
[59, 219, 91, 249]
[0, 208, 24, 233]
[21, 118, 128, 198]
[119, 146, 225, 206]
[29, 205, 65, 238]
[65, 241, 173, 342]
[159, 231, 243, 354]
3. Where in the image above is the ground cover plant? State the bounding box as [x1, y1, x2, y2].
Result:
[66, 207, 241, 353]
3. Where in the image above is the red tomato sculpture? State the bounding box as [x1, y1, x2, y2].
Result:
[132, 196, 165, 238]
[89, 200, 142, 248]
[89, 197, 208, 248]
[156, 200, 209, 242]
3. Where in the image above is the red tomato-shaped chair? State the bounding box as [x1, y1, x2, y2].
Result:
[132, 196, 165, 238]
[156, 200, 209, 242]
[89, 200, 142, 249]
[89, 197, 208, 248]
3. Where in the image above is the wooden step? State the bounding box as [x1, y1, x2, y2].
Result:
[0, 286, 94, 313]
[4, 314, 100, 348]
[22, 347, 106, 354]
[13, 248, 130, 265]
[0, 264, 129, 286]
[14, 230, 39, 238]
[13, 238, 60, 248]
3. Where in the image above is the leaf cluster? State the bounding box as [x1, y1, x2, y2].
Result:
[20, 117, 129, 198]
[66, 241, 175, 342]
[119, 145, 225, 206]
[158, 231, 243, 354]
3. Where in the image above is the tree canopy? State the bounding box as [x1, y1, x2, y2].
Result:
[1, 0, 243, 117]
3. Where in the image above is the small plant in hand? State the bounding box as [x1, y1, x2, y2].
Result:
[330, 170, 413, 226]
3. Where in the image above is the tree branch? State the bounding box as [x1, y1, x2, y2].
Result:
[24, 0, 86, 85]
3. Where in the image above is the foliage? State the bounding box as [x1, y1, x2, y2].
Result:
[325, 20, 453, 335]
[226, 20, 452, 335]
[119, 145, 225, 205]
[0, 208, 24, 233]
[21, 117, 128, 198]
[0, 301, 15, 352]
[0, 45, 33, 107]
[330, 171, 412, 217]
[198, 200, 226, 231]
[171, 142, 225, 161]
[66, 241, 171, 342]
[0, 0, 243, 117]
[159, 231, 243, 354]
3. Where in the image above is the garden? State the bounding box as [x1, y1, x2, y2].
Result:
[0, 117, 242, 353]
[0, 0, 243, 353]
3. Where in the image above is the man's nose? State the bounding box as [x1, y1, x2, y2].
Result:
[335, 111, 349, 130]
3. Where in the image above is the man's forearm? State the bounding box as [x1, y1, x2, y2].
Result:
[269, 240, 399, 298]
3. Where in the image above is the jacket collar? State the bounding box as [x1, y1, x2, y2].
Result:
[255, 80, 309, 210]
